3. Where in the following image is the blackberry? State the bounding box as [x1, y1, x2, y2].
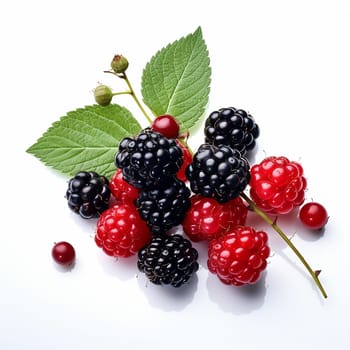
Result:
[204, 107, 259, 156]
[66, 171, 110, 219]
[185, 143, 250, 203]
[136, 177, 191, 234]
[115, 128, 183, 189]
[137, 234, 199, 287]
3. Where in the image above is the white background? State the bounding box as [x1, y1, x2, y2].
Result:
[1, 0, 349, 349]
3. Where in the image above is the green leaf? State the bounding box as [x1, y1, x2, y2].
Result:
[141, 26, 211, 132]
[26, 104, 142, 178]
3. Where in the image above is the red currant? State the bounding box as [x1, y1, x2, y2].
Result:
[151, 114, 180, 139]
[52, 241, 76, 266]
[299, 202, 328, 230]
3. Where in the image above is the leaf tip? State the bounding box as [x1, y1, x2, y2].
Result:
[25, 143, 36, 155]
[194, 26, 203, 36]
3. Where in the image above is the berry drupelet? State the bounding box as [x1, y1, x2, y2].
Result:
[137, 234, 199, 287]
[115, 128, 183, 189]
[66, 171, 111, 219]
[185, 143, 250, 203]
[204, 107, 259, 156]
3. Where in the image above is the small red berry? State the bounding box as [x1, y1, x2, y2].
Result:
[151, 114, 180, 139]
[183, 195, 248, 242]
[109, 169, 140, 203]
[208, 226, 270, 286]
[52, 241, 76, 266]
[299, 202, 328, 230]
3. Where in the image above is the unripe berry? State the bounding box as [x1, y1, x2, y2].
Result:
[94, 85, 113, 106]
[111, 54, 129, 74]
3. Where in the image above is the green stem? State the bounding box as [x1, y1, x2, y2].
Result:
[121, 73, 153, 125]
[240, 192, 327, 299]
[118, 71, 195, 158]
[112, 91, 132, 96]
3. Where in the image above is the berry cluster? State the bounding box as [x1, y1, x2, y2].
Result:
[111, 118, 199, 285]
[115, 126, 192, 236]
[34, 42, 328, 299]
[183, 107, 271, 285]
[63, 115, 199, 286]
[57, 49, 328, 297]
[61, 108, 328, 298]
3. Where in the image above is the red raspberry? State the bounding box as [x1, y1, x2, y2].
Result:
[109, 169, 140, 203]
[249, 156, 307, 214]
[207, 226, 270, 286]
[176, 141, 193, 182]
[182, 195, 248, 242]
[95, 202, 152, 258]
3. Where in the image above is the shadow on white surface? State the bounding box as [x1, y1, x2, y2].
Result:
[275, 249, 327, 304]
[295, 224, 326, 242]
[245, 141, 260, 166]
[95, 252, 139, 281]
[52, 260, 76, 273]
[136, 273, 198, 311]
[68, 211, 100, 234]
[206, 272, 267, 314]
